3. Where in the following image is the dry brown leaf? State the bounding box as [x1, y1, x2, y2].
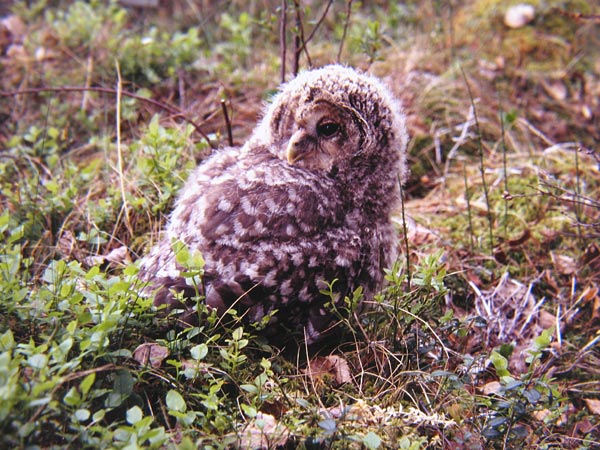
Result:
[538, 309, 556, 330]
[533, 409, 551, 421]
[582, 243, 600, 271]
[133, 343, 169, 368]
[85, 246, 131, 267]
[305, 355, 352, 385]
[584, 398, 600, 415]
[551, 252, 577, 275]
[56, 230, 82, 260]
[508, 229, 531, 247]
[479, 381, 502, 396]
[238, 413, 289, 449]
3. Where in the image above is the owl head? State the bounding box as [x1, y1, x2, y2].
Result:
[248, 65, 408, 179]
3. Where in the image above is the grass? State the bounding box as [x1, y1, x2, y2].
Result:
[1, 0, 599, 448]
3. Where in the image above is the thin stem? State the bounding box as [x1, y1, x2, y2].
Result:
[463, 162, 475, 253]
[460, 67, 494, 254]
[221, 99, 234, 147]
[292, 0, 302, 75]
[337, 0, 353, 62]
[574, 147, 584, 247]
[399, 176, 411, 287]
[497, 83, 509, 240]
[279, 0, 287, 83]
[115, 61, 133, 240]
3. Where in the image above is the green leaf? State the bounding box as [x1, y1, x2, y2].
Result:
[63, 387, 81, 406]
[126, 405, 143, 425]
[232, 326, 244, 341]
[363, 431, 382, 450]
[190, 343, 208, 360]
[28, 353, 48, 370]
[489, 351, 510, 378]
[240, 403, 257, 418]
[166, 389, 186, 413]
[173, 240, 190, 267]
[107, 370, 134, 407]
[240, 384, 259, 395]
[80, 373, 96, 395]
[523, 388, 542, 404]
[318, 418, 337, 434]
[74, 409, 90, 422]
[0, 330, 15, 352]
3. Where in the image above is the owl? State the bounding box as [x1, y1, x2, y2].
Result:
[139, 65, 408, 343]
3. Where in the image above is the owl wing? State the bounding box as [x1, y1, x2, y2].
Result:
[142, 150, 369, 340]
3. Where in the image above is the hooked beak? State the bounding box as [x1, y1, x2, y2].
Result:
[286, 130, 314, 165]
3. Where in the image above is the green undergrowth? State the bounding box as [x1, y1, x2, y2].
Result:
[1, 0, 599, 448]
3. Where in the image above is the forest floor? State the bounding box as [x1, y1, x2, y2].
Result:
[1, 1, 599, 448]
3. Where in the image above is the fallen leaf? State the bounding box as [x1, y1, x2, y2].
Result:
[532, 409, 551, 421]
[538, 309, 556, 330]
[85, 246, 131, 267]
[56, 230, 82, 260]
[260, 399, 287, 419]
[305, 355, 352, 385]
[584, 398, 600, 415]
[479, 381, 502, 396]
[508, 229, 531, 247]
[551, 252, 577, 275]
[581, 243, 599, 268]
[133, 343, 169, 368]
[239, 412, 289, 449]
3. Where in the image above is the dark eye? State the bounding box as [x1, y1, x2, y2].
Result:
[316, 121, 340, 138]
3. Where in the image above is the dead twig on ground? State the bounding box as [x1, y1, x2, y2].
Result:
[0, 86, 216, 148]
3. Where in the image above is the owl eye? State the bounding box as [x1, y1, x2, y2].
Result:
[316, 121, 340, 138]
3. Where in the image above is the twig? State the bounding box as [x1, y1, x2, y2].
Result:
[292, 0, 303, 75]
[399, 175, 411, 287]
[114, 61, 133, 240]
[26, 364, 116, 427]
[442, 105, 474, 178]
[517, 117, 554, 147]
[446, 0, 456, 60]
[337, 0, 353, 62]
[292, 0, 333, 71]
[82, 55, 93, 110]
[574, 147, 584, 246]
[497, 84, 509, 239]
[279, 0, 287, 83]
[463, 162, 475, 253]
[221, 99, 234, 147]
[303, 0, 334, 47]
[1, 86, 216, 148]
[396, 176, 411, 351]
[460, 67, 494, 254]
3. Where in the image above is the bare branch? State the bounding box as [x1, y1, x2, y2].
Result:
[279, 0, 287, 83]
[337, 0, 353, 62]
[1, 86, 216, 148]
[221, 99, 234, 147]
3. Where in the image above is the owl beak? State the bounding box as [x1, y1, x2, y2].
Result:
[286, 130, 313, 164]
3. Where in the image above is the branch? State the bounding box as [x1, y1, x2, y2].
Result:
[337, 0, 353, 62]
[220, 99, 234, 147]
[1, 86, 216, 148]
[303, 0, 333, 46]
[279, 0, 287, 83]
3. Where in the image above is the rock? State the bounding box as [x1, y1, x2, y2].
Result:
[504, 4, 535, 29]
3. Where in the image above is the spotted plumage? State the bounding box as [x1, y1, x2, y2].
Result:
[139, 65, 408, 343]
